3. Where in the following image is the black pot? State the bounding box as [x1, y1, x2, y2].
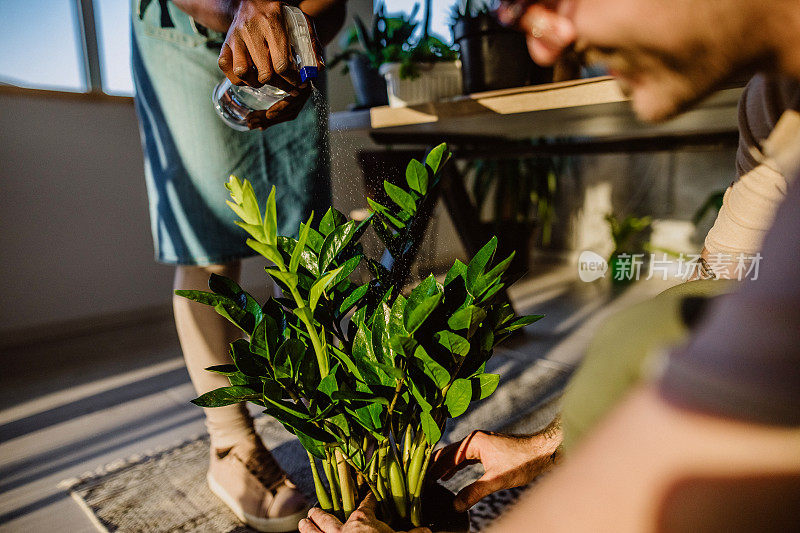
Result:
[348, 55, 389, 109]
[453, 13, 552, 94]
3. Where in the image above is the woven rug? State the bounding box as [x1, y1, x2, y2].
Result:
[60, 353, 563, 532]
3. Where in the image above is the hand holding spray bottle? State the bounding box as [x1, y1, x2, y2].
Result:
[212, 5, 323, 131]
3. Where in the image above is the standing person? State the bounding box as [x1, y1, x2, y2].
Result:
[131, 0, 346, 530]
[298, 0, 800, 531]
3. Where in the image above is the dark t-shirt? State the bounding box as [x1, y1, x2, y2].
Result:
[659, 171, 800, 425]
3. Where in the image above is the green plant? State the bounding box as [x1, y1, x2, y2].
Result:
[605, 213, 653, 258]
[449, 0, 493, 22]
[466, 153, 565, 247]
[399, 0, 459, 79]
[692, 188, 725, 226]
[177, 144, 542, 529]
[329, 2, 420, 72]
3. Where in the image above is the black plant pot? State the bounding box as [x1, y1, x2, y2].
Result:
[348, 55, 389, 109]
[453, 13, 552, 94]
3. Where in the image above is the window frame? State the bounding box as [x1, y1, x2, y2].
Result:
[0, 0, 132, 102]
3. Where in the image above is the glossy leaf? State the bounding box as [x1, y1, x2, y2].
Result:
[472, 373, 500, 400]
[319, 207, 347, 237]
[309, 267, 342, 312]
[496, 314, 544, 336]
[339, 283, 369, 314]
[384, 181, 417, 215]
[247, 239, 285, 269]
[413, 345, 450, 389]
[192, 386, 260, 407]
[466, 237, 497, 292]
[319, 220, 358, 272]
[420, 410, 441, 445]
[291, 213, 314, 272]
[425, 143, 448, 174]
[444, 259, 467, 286]
[264, 186, 278, 245]
[405, 158, 428, 195]
[444, 378, 472, 417]
[434, 330, 470, 357]
[447, 305, 487, 337]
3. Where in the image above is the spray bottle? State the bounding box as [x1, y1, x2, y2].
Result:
[212, 5, 322, 131]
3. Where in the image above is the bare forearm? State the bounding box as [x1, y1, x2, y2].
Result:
[171, 0, 346, 44]
[171, 0, 238, 32]
[298, 0, 346, 45]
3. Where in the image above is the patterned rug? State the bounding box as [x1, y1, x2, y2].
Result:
[60, 416, 532, 533]
[59, 349, 566, 532]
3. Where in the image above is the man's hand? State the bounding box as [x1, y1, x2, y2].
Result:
[430, 423, 563, 512]
[298, 493, 431, 533]
[497, 0, 575, 67]
[218, 0, 306, 89]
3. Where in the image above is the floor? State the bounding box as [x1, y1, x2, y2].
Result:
[0, 265, 675, 532]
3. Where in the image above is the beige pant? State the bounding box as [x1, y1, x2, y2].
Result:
[173, 262, 256, 449]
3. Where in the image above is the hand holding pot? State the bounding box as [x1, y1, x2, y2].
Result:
[430, 426, 563, 512]
[299, 493, 432, 533]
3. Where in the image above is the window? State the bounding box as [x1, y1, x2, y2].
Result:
[0, 0, 87, 92]
[0, 0, 133, 96]
[93, 0, 134, 95]
[380, 0, 456, 44]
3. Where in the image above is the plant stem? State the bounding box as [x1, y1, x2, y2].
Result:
[336, 450, 357, 518]
[308, 452, 333, 511]
[402, 425, 413, 471]
[322, 452, 342, 516]
[409, 445, 433, 527]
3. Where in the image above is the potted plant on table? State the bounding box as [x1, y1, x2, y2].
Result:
[328, 3, 419, 109]
[605, 213, 653, 285]
[177, 144, 542, 531]
[450, 0, 552, 94]
[379, 0, 462, 107]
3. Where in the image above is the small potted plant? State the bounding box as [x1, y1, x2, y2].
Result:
[379, 0, 462, 107]
[328, 3, 419, 109]
[450, 0, 552, 94]
[605, 213, 652, 285]
[465, 151, 565, 277]
[177, 144, 542, 531]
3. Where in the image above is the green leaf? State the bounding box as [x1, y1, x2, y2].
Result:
[277, 236, 320, 276]
[208, 274, 262, 322]
[233, 220, 266, 242]
[273, 338, 307, 381]
[405, 158, 428, 194]
[496, 314, 544, 335]
[444, 259, 467, 286]
[472, 373, 500, 400]
[435, 331, 470, 357]
[319, 220, 358, 272]
[413, 345, 450, 389]
[404, 275, 443, 333]
[445, 378, 472, 417]
[318, 369, 340, 398]
[266, 268, 299, 290]
[333, 254, 362, 287]
[205, 364, 239, 375]
[247, 239, 286, 269]
[420, 410, 441, 445]
[473, 253, 515, 299]
[384, 181, 417, 215]
[339, 282, 369, 314]
[448, 305, 488, 338]
[295, 429, 327, 459]
[319, 207, 347, 236]
[425, 143, 448, 174]
[230, 339, 269, 377]
[466, 237, 498, 292]
[367, 198, 406, 230]
[192, 386, 260, 407]
[291, 213, 314, 273]
[264, 186, 278, 245]
[309, 267, 342, 312]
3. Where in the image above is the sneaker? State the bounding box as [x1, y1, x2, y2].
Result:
[207, 436, 309, 532]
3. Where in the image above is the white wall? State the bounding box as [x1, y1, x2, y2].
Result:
[0, 0, 374, 342]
